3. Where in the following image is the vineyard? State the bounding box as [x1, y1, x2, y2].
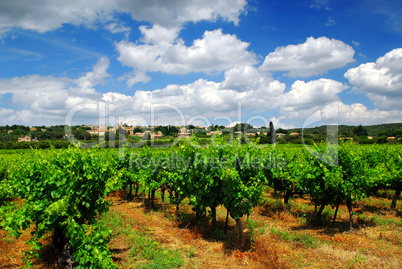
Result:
[0, 140, 401, 268]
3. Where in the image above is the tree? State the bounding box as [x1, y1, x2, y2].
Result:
[155, 126, 169, 136]
[231, 123, 253, 133]
[134, 126, 143, 134]
[340, 130, 352, 137]
[376, 135, 388, 144]
[258, 133, 271, 144]
[276, 128, 288, 134]
[116, 127, 126, 140]
[393, 129, 402, 138]
[104, 131, 110, 141]
[353, 124, 368, 136]
[167, 125, 179, 135]
[211, 124, 225, 131]
[142, 132, 151, 140]
[269, 121, 276, 144]
[72, 128, 91, 140]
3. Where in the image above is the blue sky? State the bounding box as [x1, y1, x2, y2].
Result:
[0, 0, 401, 128]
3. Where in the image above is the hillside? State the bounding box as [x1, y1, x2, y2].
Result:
[288, 123, 402, 137]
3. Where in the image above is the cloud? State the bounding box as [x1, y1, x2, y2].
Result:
[104, 22, 131, 34]
[126, 73, 152, 88]
[352, 40, 360, 47]
[0, 57, 110, 125]
[116, 28, 258, 86]
[0, 56, 400, 127]
[279, 78, 348, 118]
[344, 48, 402, 110]
[358, 0, 402, 34]
[310, 0, 331, 10]
[116, 66, 285, 124]
[83, 66, 286, 126]
[0, 48, 42, 62]
[72, 56, 110, 96]
[0, 108, 34, 125]
[221, 65, 281, 92]
[261, 36, 355, 77]
[325, 16, 335, 26]
[0, 0, 247, 36]
[301, 100, 402, 128]
[337, 102, 402, 125]
[139, 24, 179, 45]
[0, 57, 287, 126]
[276, 76, 402, 125]
[0, 74, 69, 111]
[115, 71, 399, 127]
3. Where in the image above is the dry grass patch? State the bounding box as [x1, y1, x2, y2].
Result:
[317, 244, 401, 268]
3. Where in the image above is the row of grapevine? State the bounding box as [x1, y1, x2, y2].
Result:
[0, 151, 35, 205]
[383, 146, 402, 209]
[110, 142, 401, 234]
[108, 138, 265, 243]
[0, 156, 12, 205]
[264, 144, 401, 228]
[1, 147, 117, 268]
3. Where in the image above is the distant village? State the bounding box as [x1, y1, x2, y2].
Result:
[61, 121, 289, 140]
[1, 121, 289, 144]
[68, 122, 291, 138]
[0, 122, 401, 149]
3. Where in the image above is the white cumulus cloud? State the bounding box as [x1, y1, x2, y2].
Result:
[0, 58, 287, 126]
[344, 48, 402, 110]
[96, 66, 285, 125]
[338, 102, 402, 125]
[116, 28, 258, 86]
[0, 57, 111, 125]
[124, 69, 285, 122]
[279, 78, 348, 118]
[72, 56, 110, 96]
[261, 36, 355, 77]
[0, 0, 247, 36]
[104, 22, 131, 34]
[301, 101, 402, 128]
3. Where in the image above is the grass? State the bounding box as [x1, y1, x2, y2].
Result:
[128, 231, 183, 269]
[101, 210, 185, 269]
[97, 190, 402, 268]
[101, 211, 126, 236]
[2, 232, 14, 243]
[245, 219, 259, 246]
[346, 254, 366, 267]
[356, 213, 402, 228]
[213, 228, 225, 240]
[188, 247, 195, 258]
[270, 225, 320, 248]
